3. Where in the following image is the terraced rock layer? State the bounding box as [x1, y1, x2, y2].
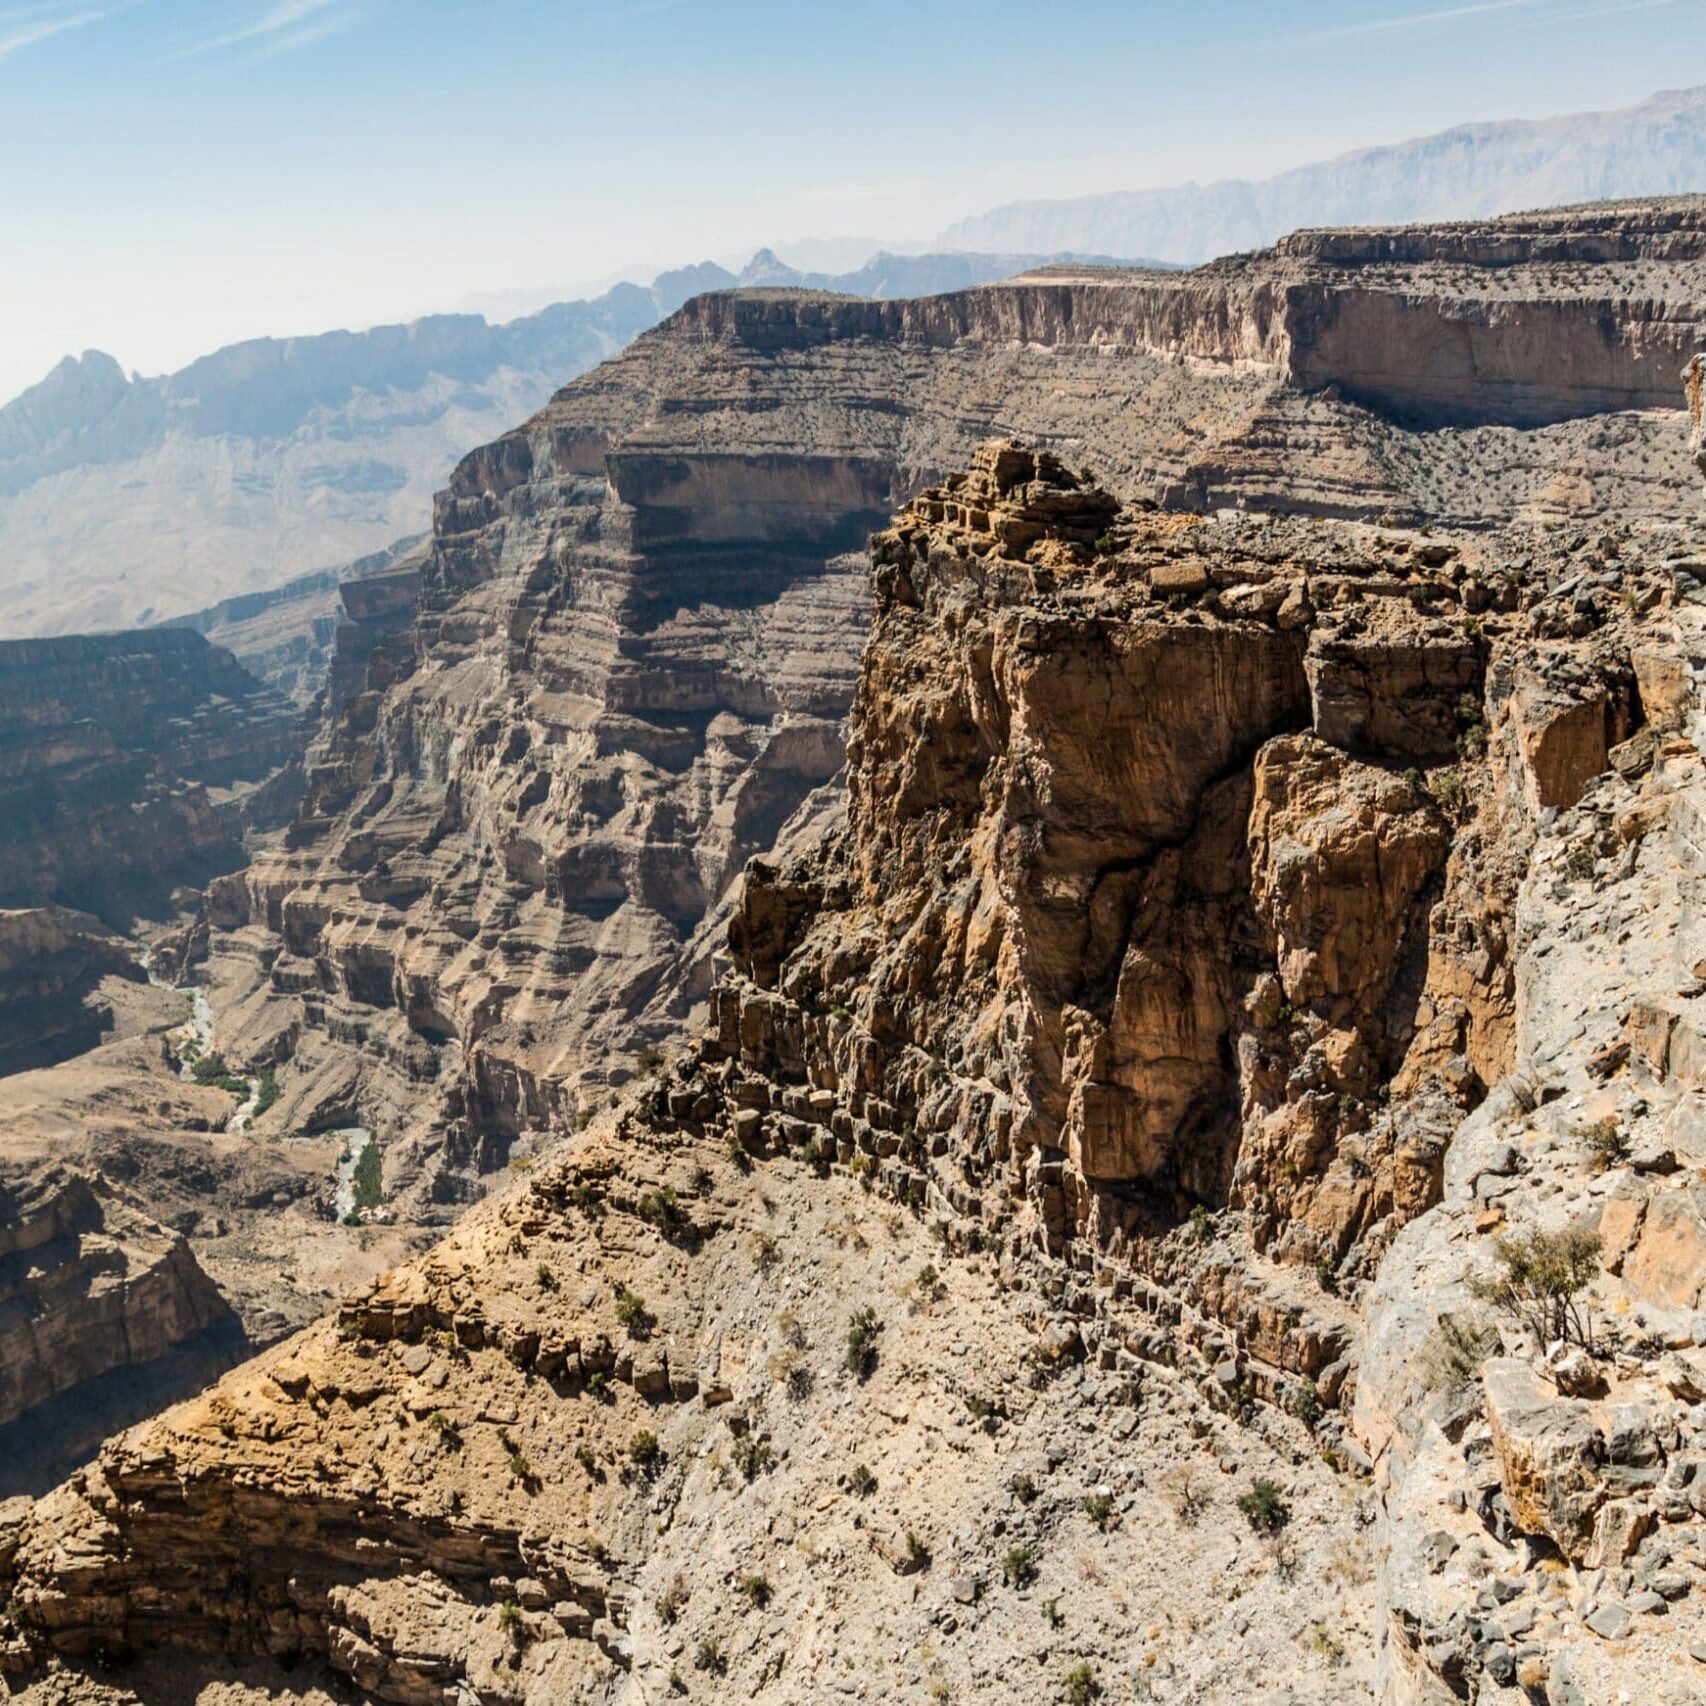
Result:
[5, 440, 1702, 1704]
[204, 202, 1706, 1224]
[0, 629, 294, 918]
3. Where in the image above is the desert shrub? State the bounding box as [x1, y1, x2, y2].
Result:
[1579, 1117, 1628, 1172]
[498, 1600, 524, 1640]
[1002, 1543, 1039, 1588]
[751, 1231, 780, 1269]
[628, 1429, 662, 1473]
[694, 1638, 727, 1676]
[1011, 1471, 1040, 1505]
[615, 1287, 653, 1337]
[1082, 1492, 1116, 1531]
[844, 1306, 881, 1381]
[654, 1577, 688, 1625]
[738, 1573, 772, 1609]
[637, 1186, 688, 1237]
[848, 1462, 877, 1497]
[1063, 1662, 1100, 1704]
[1237, 1478, 1289, 1533]
[1417, 1311, 1499, 1399]
[1470, 1223, 1602, 1349]
[731, 1434, 776, 1482]
[636, 1047, 667, 1075]
[1287, 1379, 1321, 1426]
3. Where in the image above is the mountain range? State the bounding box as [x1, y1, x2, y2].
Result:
[0, 251, 1110, 638]
[937, 83, 1706, 258]
[0, 83, 1702, 642]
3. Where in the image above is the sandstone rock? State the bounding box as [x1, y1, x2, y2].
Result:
[1482, 1358, 1606, 1561]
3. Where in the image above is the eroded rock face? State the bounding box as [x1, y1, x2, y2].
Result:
[0, 631, 294, 918]
[0, 1168, 240, 1490]
[184, 205, 1706, 1227]
[0, 435, 1699, 1705]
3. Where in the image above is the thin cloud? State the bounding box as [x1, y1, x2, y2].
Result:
[166, 0, 355, 60]
[0, 2, 120, 62]
[1301, 0, 1548, 40]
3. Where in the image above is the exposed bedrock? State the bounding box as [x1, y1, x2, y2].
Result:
[0, 630, 295, 919]
[200, 204, 1706, 1222]
[0, 1167, 241, 1492]
[3, 438, 1697, 1704]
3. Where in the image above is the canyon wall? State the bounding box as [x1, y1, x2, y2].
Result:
[3, 439, 1700, 1703]
[0, 629, 294, 918]
[198, 203, 1705, 1225]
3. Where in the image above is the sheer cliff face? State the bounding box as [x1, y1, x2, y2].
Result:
[4, 441, 1697, 1706]
[0, 630, 294, 920]
[210, 205, 1705, 1219]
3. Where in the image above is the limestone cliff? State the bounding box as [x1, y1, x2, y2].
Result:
[195, 202, 1706, 1230]
[4, 437, 1700, 1703]
[0, 630, 294, 919]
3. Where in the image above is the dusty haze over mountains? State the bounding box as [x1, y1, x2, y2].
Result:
[1, 84, 1703, 645]
[3, 5, 1706, 1703]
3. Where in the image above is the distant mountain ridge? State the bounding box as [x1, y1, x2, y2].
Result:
[0, 251, 1065, 638]
[937, 85, 1706, 260]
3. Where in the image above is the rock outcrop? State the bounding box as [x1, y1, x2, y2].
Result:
[3, 434, 1699, 1703]
[193, 202, 1706, 1230]
[0, 1167, 240, 1493]
[0, 907, 143, 1075]
[0, 630, 294, 918]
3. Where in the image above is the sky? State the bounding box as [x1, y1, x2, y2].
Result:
[0, 0, 1698, 402]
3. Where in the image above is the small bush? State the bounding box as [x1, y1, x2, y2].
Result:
[1564, 840, 1598, 882]
[1082, 1492, 1116, 1531]
[1417, 1311, 1499, 1400]
[615, 1287, 653, 1337]
[1187, 1203, 1211, 1240]
[1063, 1662, 1101, 1704]
[629, 1429, 662, 1473]
[1011, 1471, 1040, 1505]
[905, 1530, 930, 1570]
[498, 1600, 524, 1640]
[1002, 1544, 1039, 1588]
[535, 1263, 557, 1292]
[738, 1573, 772, 1609]
[654, 1577, 688, 1626]
[1579, 1117, 1628, 1172]
[849, 1462, 877, 1497]
[1287, 1379, 1321, 1427]
[636, 1047, 667, 1075]
[752, 1231, 780, 1270]
[1237, 1478, 1289, 1533]
[575, 1444, 598, 1474]
[732, 1434, 776, 1482]
[694, 1638, 727, 1676]
[844, 1307, 882, 1381]
[637, 1186, 688, 1237]
[1471, 1222, 1602, 1349]
[569, 1179, 605, 1213]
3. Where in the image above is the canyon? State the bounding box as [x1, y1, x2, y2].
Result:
[0, 199, 1703, 1703]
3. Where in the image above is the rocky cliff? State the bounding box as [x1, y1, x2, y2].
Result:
[4, 434, 1702, 1703]
[0, 629, 295, 919]
[0, 1166, 240, 1495]
[197, 202, 1704, 1231]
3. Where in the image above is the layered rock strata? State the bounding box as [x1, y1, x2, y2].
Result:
[0, 1167, 240, 1492]
[201, 203, 1706, 1226]
[0, 630, 294, 916]
[3, 441, 1699, 1703]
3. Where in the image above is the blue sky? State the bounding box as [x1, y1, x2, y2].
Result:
[0, 0, 1697, 401]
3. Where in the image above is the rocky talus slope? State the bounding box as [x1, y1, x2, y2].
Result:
[197, 202, 1706, 1232]
[0, 629, 294, 918]
[5, 439, 1704, 1703]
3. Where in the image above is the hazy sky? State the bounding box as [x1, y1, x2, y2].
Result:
[0, 0, 1697, 402]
